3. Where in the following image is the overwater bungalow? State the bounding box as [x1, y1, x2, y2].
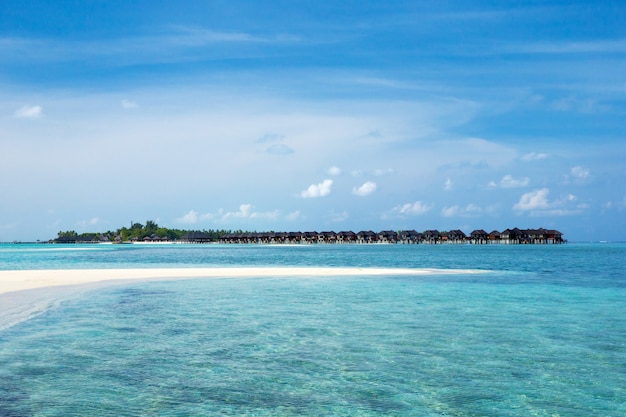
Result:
[180, 231, 212, 243]
[470, 229, 489, 244]
[398, 230, 421, 244]
[378, 230, 398, 243]
[357, 230, 376, 244]
[448, 229, 467, 243]
[337, 231, 357, 244]
[216, 227, 563, 245]
[422, 230, 440, 244]
[489, 230, 502, 243]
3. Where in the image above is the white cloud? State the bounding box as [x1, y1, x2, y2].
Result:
[444, 178, 453, 191]
[327, 166, 342, 176]
[521, 152, 548, 161]
[176, 210, 199, 224]
[301, 179, 333, 198]
[513, 189, 585, 216]
[219, 204, 280, 221]
[287, 210, 301, 220]
[513, 188, 551, 211]
[374, 168, 394, 176]
[441, 206, 460, 217]
[223, 203, 252, 219]
[570, 166, 590, 180]
[392, 201, 432, 216]
[222, 204, 279, 220]
[488, 174, 529, 189]
[500, 174, 530, 188]
[441, 204, 482, 217]
[352, 181, 377, 196]
[177, 204, 280, 224]
[14, 104, 42, 118]
[121, 99, 138, 109]
[347, 168, 394, 177]
[250, 209, 279, 219]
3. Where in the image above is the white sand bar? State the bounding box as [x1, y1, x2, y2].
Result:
[0, 267, 480, 296]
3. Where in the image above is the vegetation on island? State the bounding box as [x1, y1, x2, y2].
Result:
[54, 220, 238, 243]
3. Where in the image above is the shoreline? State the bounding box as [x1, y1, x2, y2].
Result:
[0, 266, 480, 296]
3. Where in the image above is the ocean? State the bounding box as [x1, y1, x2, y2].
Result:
[0, 243, 624, 416]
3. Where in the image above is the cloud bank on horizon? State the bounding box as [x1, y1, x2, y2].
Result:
[1, 0, 625, 241]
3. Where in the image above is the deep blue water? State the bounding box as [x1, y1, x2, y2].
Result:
[0, 243, 625, 416]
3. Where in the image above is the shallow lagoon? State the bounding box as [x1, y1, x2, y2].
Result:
[1, 243, 625, 416]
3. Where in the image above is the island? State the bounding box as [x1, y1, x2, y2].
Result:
[48, 221, 564, 245]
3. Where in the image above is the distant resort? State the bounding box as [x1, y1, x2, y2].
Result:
[219, 228, 565, 245]
[50, 223, 565, 245]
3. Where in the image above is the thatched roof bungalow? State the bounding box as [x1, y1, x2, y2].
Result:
[180, 231, 212, 243]
[470, 229, 489, 244]
[423, 230, 440, 243]
[216, 227, 562, 245]
[448, 229, 467, 243]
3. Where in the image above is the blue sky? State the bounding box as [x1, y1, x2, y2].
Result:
[1, 0, 625, 242]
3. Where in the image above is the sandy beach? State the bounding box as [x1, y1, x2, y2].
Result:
[0, 267, 482, 331]
[0, 267, 473, 296]
[0, 267, 449, 323]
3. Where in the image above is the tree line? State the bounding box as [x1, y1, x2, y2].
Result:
[55, 220, 239, 243]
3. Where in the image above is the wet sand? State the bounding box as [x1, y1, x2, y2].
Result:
[0, 267, 482, 330]
[0, 266, 472, 296]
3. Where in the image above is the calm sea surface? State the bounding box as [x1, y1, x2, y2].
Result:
[0, 243, 625, 416]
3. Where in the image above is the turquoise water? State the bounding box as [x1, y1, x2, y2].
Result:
[1, 243, 625, 416]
